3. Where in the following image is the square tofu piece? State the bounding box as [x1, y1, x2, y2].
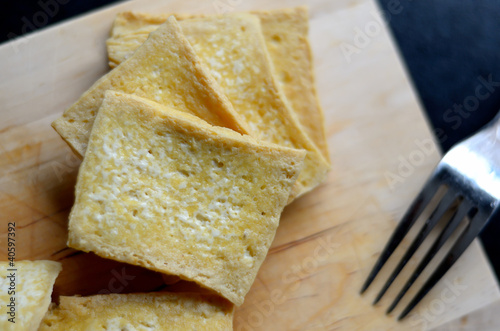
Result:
[257, 7, 329, 161]
[39, 292, 234, 331]
[68, 91, 305, 305]
[52, 16, 250, 158]
[0, 260, 61, 331]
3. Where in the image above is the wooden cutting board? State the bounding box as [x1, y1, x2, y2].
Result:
[0, 0, 499, 330]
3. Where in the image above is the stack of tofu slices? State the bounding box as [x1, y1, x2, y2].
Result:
[13, 6, 330, 330]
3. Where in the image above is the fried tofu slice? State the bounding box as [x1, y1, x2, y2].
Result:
[108, 14, 328, 200]
[39, 293, 234, 331]
[109, 11, 200, 39]
[107, 8, 329, 162]
[0, 260, 61, 331]
[181, 15, 329, 199]
[258, 7, 329, 161]
[52, 16, 251, 158]
[107, 12, 202, 67]
[67, 91, 305, 305]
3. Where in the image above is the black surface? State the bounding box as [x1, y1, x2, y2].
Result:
[377, 0, 500, 279]
[0, 0, 120, 44]
[377, 0, 500, 151]
[2, 1, 500, 278]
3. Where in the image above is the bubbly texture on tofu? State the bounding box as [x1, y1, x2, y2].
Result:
[68, 91, 305, 305]
[108, 9, 329, 158]
[0, 260, 62, 331]
[107, 12, 202, 67]
[39, 293, 234, 331]
[179, 14, 329, 199]
[107, 8, 329, 160]
[52, 16, 250, 158]
[257, 7, 329, 161]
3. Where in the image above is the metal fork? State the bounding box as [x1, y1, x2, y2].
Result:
[361, 111, 500, 320]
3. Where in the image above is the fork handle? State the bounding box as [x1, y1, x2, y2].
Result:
[475, 109, 500, 167]
[480, 109, 500, 139]
[491, 110, 500, 140]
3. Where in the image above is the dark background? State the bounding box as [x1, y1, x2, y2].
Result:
[2, 1, 499, 277]
[376, 0, 500, 279]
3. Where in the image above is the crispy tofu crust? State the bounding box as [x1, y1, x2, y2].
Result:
[67, 91, 305, 305]
[0, 260, 61, 331]
[39, 292, 234, 331]
[106, 13, 329, 200]
[52, 16, 251, 158]
[258, 7, 329, 161]
[107, 8, 329, 162]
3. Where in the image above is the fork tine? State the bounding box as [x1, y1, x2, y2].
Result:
[386, 201, 471, 314]
[397, 206, 498, 320]
[360, 175, 441, 294]
[372, 190, 459, 304]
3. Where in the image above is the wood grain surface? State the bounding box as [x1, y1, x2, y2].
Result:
[0, 0, 499, 330]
